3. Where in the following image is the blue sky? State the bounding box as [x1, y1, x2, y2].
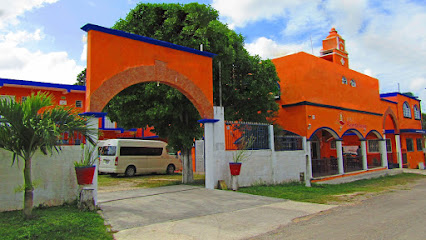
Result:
[0, 0, 425, 110]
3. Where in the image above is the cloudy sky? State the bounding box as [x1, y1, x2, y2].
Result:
[0, 0, 425, 110]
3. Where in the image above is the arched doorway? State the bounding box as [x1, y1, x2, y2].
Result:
[309, 127, 340, 177]
[365, 130, 385, 168]
[383, 107, 401, 168]
[341, 129, 364, 173]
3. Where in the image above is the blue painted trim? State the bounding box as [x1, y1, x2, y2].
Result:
[79, 112, 107, 118]
[142, 136, 160, 139]
[308, 127, 341, 141]
[366, 130, 383, 139]
[380, 92, 420, 101]
[380, 98, 397, 104]
[282, 101, 382, 116]
[198, 119, 219, 123]
[81, 24, 216, 58]
[359, 138, 367, 141]
[400, 129, 426, 134]
[0, 78, 85, 92]
[342, 128, 364, 139]
[385, 130, 395, 134]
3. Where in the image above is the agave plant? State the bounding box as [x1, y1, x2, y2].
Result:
[0, 92, 96, 219]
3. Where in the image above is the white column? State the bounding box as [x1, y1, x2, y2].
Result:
[86, 116, 99, 206]
[302, 137, 312, 187]
[360, 140, 368, 170]
[379, 138, 388, 168]
[204, 122, 215, 189]
[395, 134, 403, 169]
[336, 140, 344, 174]
[268, 125, 276, 183]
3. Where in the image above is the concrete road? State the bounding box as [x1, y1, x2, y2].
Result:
[98, 185, 335, 240]
[253, 178, 426, 240]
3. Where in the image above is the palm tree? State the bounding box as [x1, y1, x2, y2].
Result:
[0, 92, 95, 219]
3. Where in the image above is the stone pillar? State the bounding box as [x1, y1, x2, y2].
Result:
[336, 140, 344, 175]
[203, 121, 215, 189]
[268, 125, 276, 183]
[303, 137, 313, 182]
[379, 137, 388, 168]
[360, 140, 368, 170]
[395, 134, 403, 169]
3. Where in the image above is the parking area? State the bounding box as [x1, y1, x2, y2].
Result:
[98, 185, 336, 240]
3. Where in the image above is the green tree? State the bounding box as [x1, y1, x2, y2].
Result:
[100, 3, 279, 182]
[0, 92, 95, 218]
[422, 113, 426, 130]
[75, 69, 86, 86]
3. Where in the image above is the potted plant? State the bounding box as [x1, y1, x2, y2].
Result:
[74, 144, 97, 185]
[230, 136, 254, 176]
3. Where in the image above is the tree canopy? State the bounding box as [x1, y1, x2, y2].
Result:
[103, 2, 280, 151]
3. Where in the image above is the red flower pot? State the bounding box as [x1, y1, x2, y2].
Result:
[229, 162, 242, 176]
[75, 166, 96, 185]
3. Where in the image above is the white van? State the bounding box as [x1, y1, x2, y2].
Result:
[98, 139, 182, 177]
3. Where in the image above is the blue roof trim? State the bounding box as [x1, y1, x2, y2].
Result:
[79, 112, 107, 118]
[385, 130, 395, 134]
[400, 129, 426, 134]
[282, 101, 382, 116]
[380, 92, 420, 101]
[308, 127, 341, 141]
[198, 119, 220, 123]
[81, 24, 216, 58]
[380, 98, 397, 104]
[0, 78, 85, 92]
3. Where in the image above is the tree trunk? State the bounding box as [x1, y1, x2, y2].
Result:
[23, 158, 34, 219]
[182, 149, 194, 184]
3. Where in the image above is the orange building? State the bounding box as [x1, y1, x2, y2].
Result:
[272, 28, 424, 177]
[0, 78, 157, 143]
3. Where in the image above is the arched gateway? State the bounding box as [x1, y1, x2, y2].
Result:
[82, 24, 215, 118]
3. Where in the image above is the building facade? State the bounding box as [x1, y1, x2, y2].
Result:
[272, 28, 425, 177]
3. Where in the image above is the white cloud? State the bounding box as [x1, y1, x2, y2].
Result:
[0, 0, 58, 29]
[0, 29, 84, 84]
[246, 37, 313, 59]
[212, 0, 301, 29]
[80, 34, 87, 62]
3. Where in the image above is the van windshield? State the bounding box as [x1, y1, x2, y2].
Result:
[101, 146, 117, 156]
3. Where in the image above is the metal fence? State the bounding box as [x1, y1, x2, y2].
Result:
[274, 135, 304, 151]
[225, 121, 270, 150]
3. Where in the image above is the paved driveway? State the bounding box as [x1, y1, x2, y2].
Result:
[98, 185, 335, 240]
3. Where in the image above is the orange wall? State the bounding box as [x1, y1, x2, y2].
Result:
[87, 30, 213, 113]
[0, 86, 85, 111]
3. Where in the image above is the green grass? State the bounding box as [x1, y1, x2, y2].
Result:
[0, 204, 113, 240]
[239, 173, 426, 204]
[98, 173, 205, 188]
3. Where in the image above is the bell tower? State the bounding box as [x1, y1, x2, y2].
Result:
[320, 28, 349, 68]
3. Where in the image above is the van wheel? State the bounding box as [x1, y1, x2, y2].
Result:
[125, 166, 136, 177]
[166, 164, 175, 175]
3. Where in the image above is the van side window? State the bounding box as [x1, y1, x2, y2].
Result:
[120, 147, 163, 156]
[101, 146, 117, 156]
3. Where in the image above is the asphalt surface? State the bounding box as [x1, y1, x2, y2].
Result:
[98, 185, 335, 240]
[253, 177, 426, 240]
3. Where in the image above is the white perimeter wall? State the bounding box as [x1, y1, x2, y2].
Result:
[0, 146, 80, 212]
[215, 149, 306, 187]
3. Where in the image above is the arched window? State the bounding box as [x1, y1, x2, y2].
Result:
[342, 76, 347, 84]
[350, 79, 356, 87]
[414, 104, 421, 120]
[403, 102, 411, 118]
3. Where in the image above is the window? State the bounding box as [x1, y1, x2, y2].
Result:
[330, 140, 336, 149]
[0, 95, 15, 103]
[104, 117, 116, 129]
[342, 76, 347, 84]
[101, 146, 117, 156]
[414, 105, 421, 120]
[350, 79, 356, 87]
[75, 100, 83, 108]
[406, 138, 414, 152]
[368, 140, 379, 153]
[416, 138, 423, 151]
[386, 139, 392, 153]
[403, 102, 411, 118]
[120, 147, 163, 156]
[21, 96, 27, 102]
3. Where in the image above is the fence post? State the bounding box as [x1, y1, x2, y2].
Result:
[303, 137, 311, 187]
[268, 125, 276, 183]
